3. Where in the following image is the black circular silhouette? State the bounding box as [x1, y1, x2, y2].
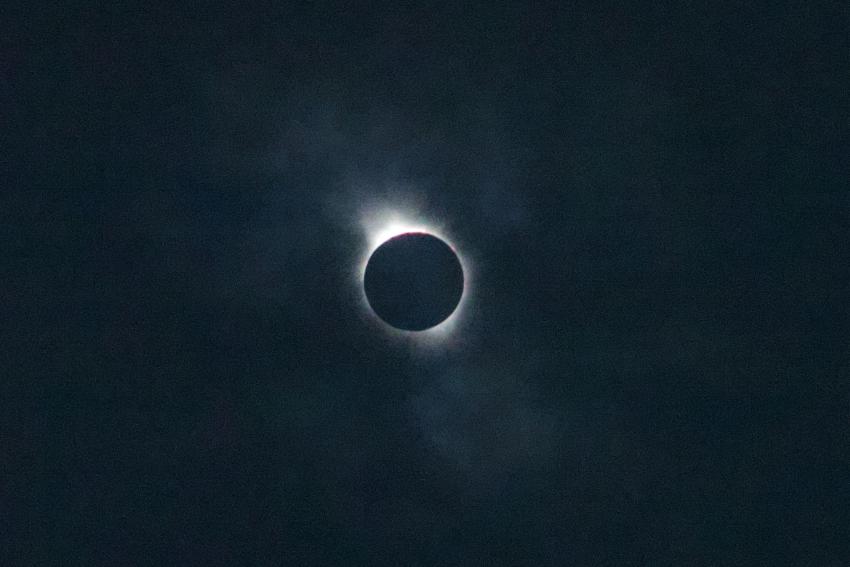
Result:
[364, 232, 464, 331]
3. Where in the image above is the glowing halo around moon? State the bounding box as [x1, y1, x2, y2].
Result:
[356, 207, 473, 343]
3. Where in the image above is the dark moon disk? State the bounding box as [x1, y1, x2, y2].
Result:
[364, 232, 464, 331]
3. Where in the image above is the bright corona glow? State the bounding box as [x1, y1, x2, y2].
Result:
[357, 206, 472, 344]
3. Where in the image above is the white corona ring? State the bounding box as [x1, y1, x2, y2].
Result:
[357, 206, 472, 343]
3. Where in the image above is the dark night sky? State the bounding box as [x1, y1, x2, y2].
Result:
[3, 2, 849, 565]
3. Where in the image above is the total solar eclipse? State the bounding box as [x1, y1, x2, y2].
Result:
[364, 232, 464, 331]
